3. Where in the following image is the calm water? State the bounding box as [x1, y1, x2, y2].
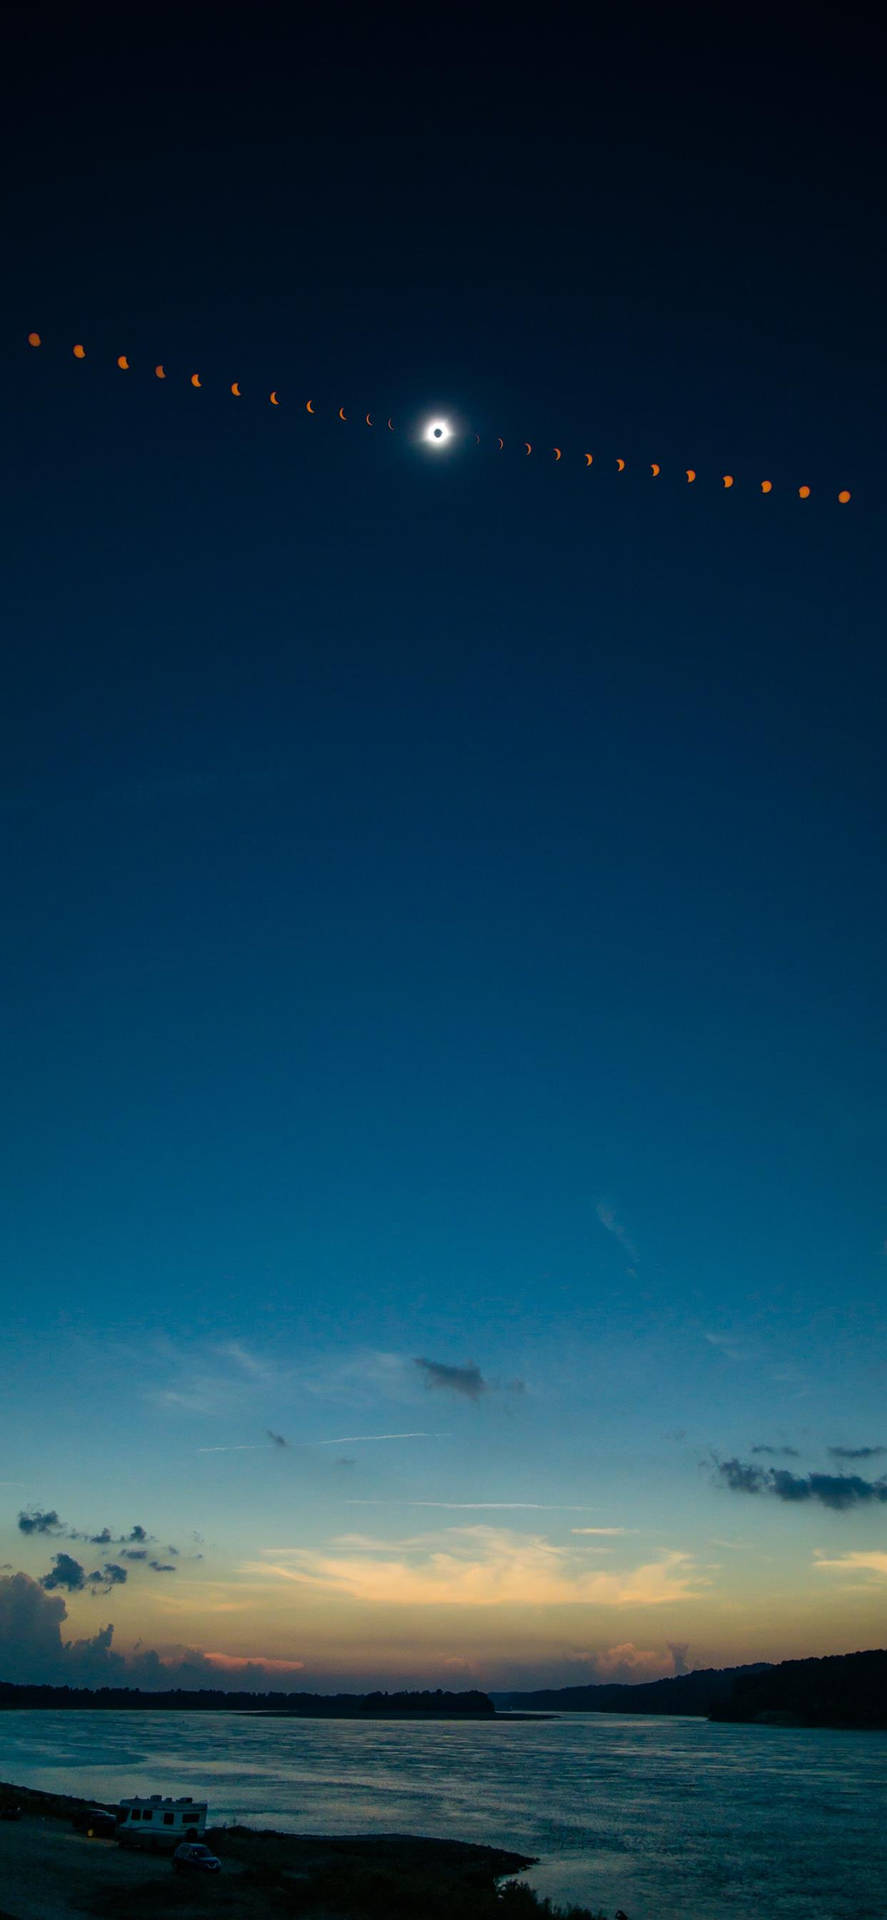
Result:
[0, 1710, 884, 1920]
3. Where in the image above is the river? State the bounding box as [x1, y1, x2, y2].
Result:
[0, 1709, 884, 1920]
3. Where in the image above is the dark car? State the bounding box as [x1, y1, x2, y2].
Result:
[172, 1842, 221, 1874]
[71, 1808, 118, 1838]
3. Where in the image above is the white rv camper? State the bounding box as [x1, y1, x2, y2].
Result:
[117, 1794, 208, 1851]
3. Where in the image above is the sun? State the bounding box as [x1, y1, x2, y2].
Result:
[423, 419, 452, 448]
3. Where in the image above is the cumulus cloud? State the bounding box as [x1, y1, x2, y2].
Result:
[0, 1572, 304, 1688]
[87, 1564, 128, 1594]
[828, 1445, 886, 1461]
[667, 1640, 690, 1675]
[40, 1554, 86, 1593]
[148, 1561, 176, 1574]
[18, 1509, 63, 1536]
[415, 1358, 487, 1399]
[245, 1527, 708, 1609]
[714, 1457, 887, 1510]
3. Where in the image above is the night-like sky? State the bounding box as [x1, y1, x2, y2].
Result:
[1, 8, 885, 1692]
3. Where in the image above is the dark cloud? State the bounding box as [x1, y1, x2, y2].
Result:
[18, 1509, 63, 1536]
[126, 1526, 149, 1544]
[87, 1528, 113, 1545]
[166, 1545, 180, 1555]
[668, 1642, 690, 1676]
[266, 1430, 288, 1448]
[415, 1357, 487, 1399]
[335, 1457, 356, 1468]
[87, 1564, 128, 1594]
[715, 1457, 887, 1511]
[750, 1444, 800, 1457]
[121, 1549, 147, 1561]
[148, 1561, 176, 1573]
[40, 1553, 86, 1593]
[828, 1445, 886, 1461]
[1, 1571, 305, 1689]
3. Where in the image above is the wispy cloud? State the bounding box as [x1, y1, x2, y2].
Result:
[750, 1444, 800, 1457]
[703, 1331, 748, 1362]
[828, 1445, 886, 1461]
[813, 1550, 887, 1579]
[595, 1201, 638, 1265]
[346, 1501, 607, 1512]
[244, 1528, 708, 1609]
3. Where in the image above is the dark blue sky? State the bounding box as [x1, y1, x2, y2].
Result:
[2, 6, 886, 1687]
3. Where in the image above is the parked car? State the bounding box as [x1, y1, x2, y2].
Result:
[71, 1808, 118, 1838]
[172, 1841, 221, 1873]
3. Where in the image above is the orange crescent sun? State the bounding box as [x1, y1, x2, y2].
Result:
[191, 374, 201, 388]
[270, 391, 279, 405]
[117, 355, 130, 370]
[651, 463, 660, 476]
[155, 365, 166, 379]
[686, 468, 696, 483]
[616, 458, 625, 471]
[387, 417, 394, 430]
[231, 382, 241, 396]
[306, 399, 315, 414]
[524, 442, 532, 455]
[338, 407, 347, 421]
[553, 447, 562, 461]
[497, 437, 504, 450]
[366, 413, 373, 426]
[73, 344, 86, 358]
[585, 453, 593, 466]
[723, 474, 734, 488]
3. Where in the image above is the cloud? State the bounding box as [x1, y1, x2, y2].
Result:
[246, 1527, 708, 1609]
[121, 1550, 147, 1561]
[40, 1554, 86, 1593]
[750, 1444, 800, 1457]
[0, 1572, 304, 1688]
[18, 1509, 63, 1536]
[198, 1431, 448, 1453]
[148, 1561, 177, 1574]
[87, 1564, 128, 1594]
[266, 1430, 288, 1448]
[415, 1358, 487, 1399]
[77, 1524, 152, 1547]
[828, 1445, 886, 1461]
[213, 1341, 271, 1378]
[595, 1201, 638, 1264]
[667, 1641, 690, 1674]
[703, 1331, 748, 1362]
[714, 1457, 887, 1510]
[564, 1642, 673, 1683]
[813, 1550, 887, 1579]
[349, 1501, 608, 1512]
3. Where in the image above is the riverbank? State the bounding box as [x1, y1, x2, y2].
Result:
[0, 1781, 596, 1920]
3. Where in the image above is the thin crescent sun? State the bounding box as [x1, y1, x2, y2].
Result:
[366, 413, 373, 426]
[338, 407, 347, 421]
[191, 374, 201, 388]
[723, 474, 734, 488]
[524, 442, 532, 455]
[616, 458, 625, 472]
[686, 468, 696, 483]
[231, 382, 241, 396]
[155, 365, 166, 380]
[651, 462, 660, 476]
[387, 417, 394, 430]
[585, 453, 593, 466]
[306, 399, 315, 414]
[270, 391, 279, 405]
[497, 437, 504, 450]
[553, 447, 562, 461]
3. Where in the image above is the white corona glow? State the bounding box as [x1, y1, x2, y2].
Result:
[424, 419, 452, 447]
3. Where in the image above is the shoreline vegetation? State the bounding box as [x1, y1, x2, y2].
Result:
[0, 1782, 603, 1920]
[2, 1649, 885, 1727]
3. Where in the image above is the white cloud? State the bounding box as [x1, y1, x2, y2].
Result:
[242, 1527, 708, 1609]
[812, 1550, 887, 1578]
[595, 1201, 638, 1264]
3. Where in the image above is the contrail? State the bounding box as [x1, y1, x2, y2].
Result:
[198, 1432, 449, 1454]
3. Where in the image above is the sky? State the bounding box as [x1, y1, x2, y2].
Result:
[1, 6, 885, 1693]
